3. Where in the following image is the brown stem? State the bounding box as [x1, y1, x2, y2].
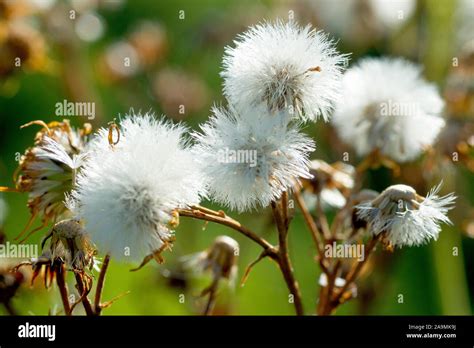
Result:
[180, 203, 304, 315]
[318, 260, 341, 315]
[3, 302, 16, 315]
[293, 189, 324, 258]
[178, 207, 277, 258]
[74, 273, 94, 316]
[272, 192, 304, 316]
[316, 194, 332, 241]
[323, 235, 382, 315]
[56, 264, 71, 316]
[294, 188, 334, 315]
[202, 277, 219, 316]
[203, 291, 217, 316]
[190, 205, 224, 217]
[94, 254, 111, 315]
[330, 204, 351, 238]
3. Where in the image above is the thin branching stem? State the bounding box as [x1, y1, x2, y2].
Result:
[316, 194, 332, 241]
[202, 277, 219, 316]
[74, 272, 94, 316]
[322, 234, 382, 315]
[179, 206, 277, 257]
[293, 189, 325, 259]
[271, 192, 305, 316]
[94, 254, 111, 315]
[3, 302, 16, 315]
[179, 202, 305, 315]
[56, 264, 71, 316]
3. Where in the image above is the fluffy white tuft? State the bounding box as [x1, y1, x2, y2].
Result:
[70, 113, 206, 261]
[332, 57, 446, 162]
[357, 183, 456, 247]
[193, 105, 315, 212]
[221, 20, 348, 122]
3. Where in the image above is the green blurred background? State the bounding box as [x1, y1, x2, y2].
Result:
[0, 0, 473, 315]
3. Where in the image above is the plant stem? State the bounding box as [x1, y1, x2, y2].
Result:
[179, 203, 305, 315]
[318, 260, 341, 315]
[203, 290, 217, 316]
[202, 277, 219, 316]
[3, 302, 16, 315]
[293, 189, 324, 257]
[94, 254, 111, 315]
[316, 194, 332, 240]
[322, 235, 381, 315]
[74, 273, 94, 316]
[56, 264, 71, 316]
[271, 192, 304, 316]
[179, 206, 277, 258]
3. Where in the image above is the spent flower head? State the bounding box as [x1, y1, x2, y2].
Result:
[183, 235, 239, 287]
[44, 218, 97, 271]
[301, 160, 355, 209]
[2, 120, 91, 241]
[357, 183, 456, 247]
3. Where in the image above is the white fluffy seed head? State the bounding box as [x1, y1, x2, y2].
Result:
[70, 113, 206, 261]
[221, 20, 348, 122]
[193, 105, 315, 212]
[357, 182, 456, 247]
[332, 57, 446, 162]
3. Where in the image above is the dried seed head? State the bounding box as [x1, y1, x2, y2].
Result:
[0, 20, 48, 77]
[351, 189, 379, 231]
[47, 219, 96, 271]
[204, 236, 239, 280]
[301, 160, 355, 209]
[357, 183, 456, 247]
[8, 120, 90, 240]
[183, 235, 239, 286]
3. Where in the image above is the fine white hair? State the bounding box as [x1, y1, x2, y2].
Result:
[70, 113, 206, 261]
[222, 20, 348, 122]
[332, 57, 445, 162]
[193, 105, 315, 212]
[357, 183, 456, 247]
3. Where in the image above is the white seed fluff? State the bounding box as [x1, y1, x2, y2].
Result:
[193, 105, 315, 212]
[221, 20, 348, 122]
[332, 57, 446, 162]
[71, 113, 205, 261]
[357, 183, 456, 247]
